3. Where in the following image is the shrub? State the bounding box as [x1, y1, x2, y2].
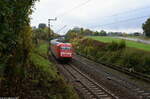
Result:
[107, 40, 126, 51]
[70, 37, 150, 75]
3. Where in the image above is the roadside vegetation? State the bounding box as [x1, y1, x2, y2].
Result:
[0, 1, 78, 98]
[29, 42, 78, 99]
[89, 36, 150, 51]
[66, 32, 150, 76]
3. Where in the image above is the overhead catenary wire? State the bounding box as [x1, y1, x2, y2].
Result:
[54, 0, 150, 33]
[56, 0, 150, 19]
[54, 0, 92, 33]
[56, 0, 92, 18]
[56, 15, 149, 33]
[95, 15, 150, 27]
[102, 5, 150, 18]
[56, 25, 67, 33]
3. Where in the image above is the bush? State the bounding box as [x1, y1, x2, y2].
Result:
[70, 37, 150, 75]
[107, 40, 126, 51]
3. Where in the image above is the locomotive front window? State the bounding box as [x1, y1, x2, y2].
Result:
[61, 47, 71, 50]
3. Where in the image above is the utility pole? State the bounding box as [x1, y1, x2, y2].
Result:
[48, 17, 57, 40]
[48, 17, 57, 49]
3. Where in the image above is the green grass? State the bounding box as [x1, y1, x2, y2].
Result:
[30, 53, 58, 79]
[30, 42, 78, 99]
[31, 42, 57, 78]
[89, 36, 150, 51]
[0, 41, 78, 98]
[71, 37, 150, 75]
[34, 42, 49, 56]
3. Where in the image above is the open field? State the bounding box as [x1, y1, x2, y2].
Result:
[89, 36, 150, 51]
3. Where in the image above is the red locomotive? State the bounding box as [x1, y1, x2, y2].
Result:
[50, 39, 73, 60]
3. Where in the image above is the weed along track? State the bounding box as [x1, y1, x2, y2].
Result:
[62, 64, 118, 99]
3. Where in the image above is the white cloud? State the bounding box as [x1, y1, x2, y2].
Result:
[31, 0, 150, 34]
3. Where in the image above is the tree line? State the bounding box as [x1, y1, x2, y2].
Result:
[66, 17, 150, 37]
[67, 28, 107, 36]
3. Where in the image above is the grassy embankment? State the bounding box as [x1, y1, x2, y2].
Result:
[89, 36, 150, 51]
[0, 41, 78, 99]
[30, 41, 78, 99]
[69, 36, 150, 75]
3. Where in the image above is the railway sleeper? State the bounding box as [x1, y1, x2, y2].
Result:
[96, 92, 105, 95]
[141, 93, 150, 96]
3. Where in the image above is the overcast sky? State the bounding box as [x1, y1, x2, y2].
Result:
[31, 0, 150, 35]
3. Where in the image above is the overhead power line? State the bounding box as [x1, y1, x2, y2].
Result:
[56, 25, 67, 33]
[56, 0, 92, 18]
[106, 6, 150, 18]
[95, 15, 150, 27]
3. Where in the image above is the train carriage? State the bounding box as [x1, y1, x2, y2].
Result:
[50, 39, 73, 60]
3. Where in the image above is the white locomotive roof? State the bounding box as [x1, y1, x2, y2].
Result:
[51, 39, 71, 45]
[51, 39, 60, 45]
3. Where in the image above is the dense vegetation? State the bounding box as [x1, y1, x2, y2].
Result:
[143, 18, 150, 37]
[67, 28, 107, 36]
[0, 1, 38, 97]
[66, 32, 150, 75]
[0, 1, 78, 98]
[32, 25, 59, 44]
[30, 42, 78, 99]
[67, 27, 144, 37]
[0, 41, 78, 98]
[89, 36, 150, 51]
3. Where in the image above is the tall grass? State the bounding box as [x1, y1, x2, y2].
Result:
[0, 41, 78, 99]
[71, 37, 150, 75]
[89, 36, 150, 51]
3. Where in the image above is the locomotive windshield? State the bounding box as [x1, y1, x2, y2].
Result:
[61, 47, 71, 50]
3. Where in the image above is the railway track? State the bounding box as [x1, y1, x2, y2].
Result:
[73, 54, 150, 99]
[50, 51, 149, 99]
[76, 53, 150, 83]
[49, 52, 118, 99]
[62, 63, 118, 99]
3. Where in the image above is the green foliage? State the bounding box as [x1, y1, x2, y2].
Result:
[0, 42, 79, 98]
[32, 27, 55, 44]
[66, 28, 107, 36]
[0, 0, 39, 72]
[143, 18, 150, 37]
[29, 42, 78, 99]
[89, 36, 150, 51]
[38, 23, 47, 29]
[30, 53, 57, 79]
[107, 40, 126, 51]
[34, 41, 49, 57]
[33, 28, 49, 42]
[0, 1, 78, 98]
[66, 32, 79, 41]
[98, 30, 107, 36]
[69, 36, 150, 75]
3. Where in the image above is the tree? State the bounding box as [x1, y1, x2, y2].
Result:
[33, 27, 51, 43]
[94, 31, 99, 36]
[84, 29, 93, 36]
[99, 30, 107, 36]
[38, 23, 47, 29]
[142, 18, 150, 37]
[0, 0, 39, 81]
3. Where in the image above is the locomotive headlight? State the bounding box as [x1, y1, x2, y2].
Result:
[61, 52, 72, 56]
